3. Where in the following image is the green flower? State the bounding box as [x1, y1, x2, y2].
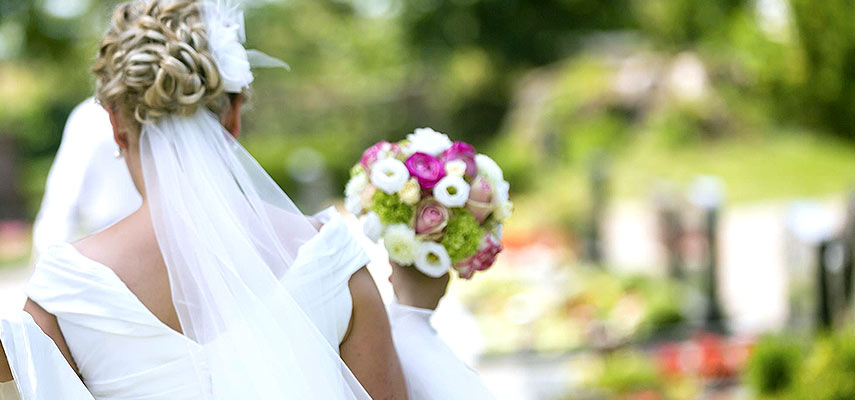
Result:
[371, 191, 415, 225]
[441, 210, 484, 263]
[350, 164, 366, 177]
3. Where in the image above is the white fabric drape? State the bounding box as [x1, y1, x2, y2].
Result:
[389, 302, 495, 400]
[0, 313, 94, 400]
[139, 108, 369, 399]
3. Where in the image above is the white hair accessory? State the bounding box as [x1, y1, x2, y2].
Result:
[202, 0, 289, 93]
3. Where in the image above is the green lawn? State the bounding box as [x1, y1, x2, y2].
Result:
[510, 132, 855, 231]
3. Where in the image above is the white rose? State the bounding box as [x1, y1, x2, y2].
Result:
[475, 154, 504, 187]
[494, 223, 504, 240]
[345, 173, 368, 198]
[398, 178, 421, 205]
[414, 242, 452, 278]
[444, 159, 468, 177]
[383, 224, 419, 265]
[370, 158, 410, 194]
[433, 176, 471, 208]
[345, 194, 363, 216]
[406, 127, 453, 156]
[362, 212, 384, 242]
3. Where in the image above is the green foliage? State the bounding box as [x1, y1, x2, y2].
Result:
[788, 0, 855, 137]
[640, 296, 684, 337]
[441, 209, 484, 263]
[597, 351, 662, 395]
[795, 331, 855, 400]
[630, 0, 744, 47]
[400, 0, 634, 68]
[746, 336, 802, 396]
[371, 191, 414, 225]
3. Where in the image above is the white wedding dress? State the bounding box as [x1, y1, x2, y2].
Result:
[0, 209, 368, 400]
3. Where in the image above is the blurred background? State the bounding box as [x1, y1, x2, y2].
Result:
[2, 0, 855, 398]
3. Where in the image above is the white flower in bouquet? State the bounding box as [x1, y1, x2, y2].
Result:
[444, 159, 468, 177]
[414, 242, 452, 278]
[360, 185, 376, 211]
[370, 158, 410, 194]
[345, 194, 362, 216]
[494, 224, 504, 239]
[375, 142, 398, 161]
[383, 224, 419, 265]
[494, 201, 514, 221]
[398, 178, 421, 205]
[495, 180, 510, 204]
[405, 127, 453, 156]
[433, 176, 471, 208]
[475, 154, 504, 187]
[345, 173, 368, 198]
[362, 211, 384, 242]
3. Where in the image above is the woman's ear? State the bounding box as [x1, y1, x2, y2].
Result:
[105, 106, 129, 149]
[224, 94, 244, 138]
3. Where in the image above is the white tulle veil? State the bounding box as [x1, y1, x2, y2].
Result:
[136, 0, 369, 398]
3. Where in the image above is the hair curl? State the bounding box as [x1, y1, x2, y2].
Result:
[93, 0, 229, 130]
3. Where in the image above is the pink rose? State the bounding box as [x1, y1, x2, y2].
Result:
[405, 152, 446, 190]
[360, 141, 399, 172]
[415, 200, 449, 240]
[466, 176, 494, 223]
[441, 142, 477, 179]
[454, 234, 503, 279]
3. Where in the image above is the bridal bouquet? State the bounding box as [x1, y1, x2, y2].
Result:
[345, 128, 513, 279]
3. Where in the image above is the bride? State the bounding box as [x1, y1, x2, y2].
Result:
[0, 0, 407, 398]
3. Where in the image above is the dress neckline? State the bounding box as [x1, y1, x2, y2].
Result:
[54, 243, 191, 342]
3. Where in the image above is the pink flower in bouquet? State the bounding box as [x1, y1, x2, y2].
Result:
[441, 142, 477, 178]
[466, 176, 494, 223]
[454, 234, 502, 279]
[360, 141, 399, 172]
[405, 152, 446, 190]
[415, 200, 450, 240]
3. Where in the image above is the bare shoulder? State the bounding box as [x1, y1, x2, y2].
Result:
[348, 267, 384, 309]
[23, 299, 79, 377]
[72, 209, 180, 333]
[342, 267, 408, 399]
[73, 207, 164, 290]
[73, 210, 150, 274]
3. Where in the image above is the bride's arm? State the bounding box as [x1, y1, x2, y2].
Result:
[0, 339, 10, 383]
[0, 299, 78, 384]
[341, 267, 408, 400]
[23, 299, 80, 378]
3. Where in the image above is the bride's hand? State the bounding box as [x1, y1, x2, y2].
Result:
[389, 261, 449, 311]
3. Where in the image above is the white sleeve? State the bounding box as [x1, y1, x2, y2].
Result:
[31, 99, 104, 255]
[388, 302, 495, 400]
[0, 313, 95, 400]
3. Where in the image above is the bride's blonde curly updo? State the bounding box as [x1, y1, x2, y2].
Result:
[94, 0, 229, 130]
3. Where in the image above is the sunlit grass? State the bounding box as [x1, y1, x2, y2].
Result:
[613, 131, 855, 203]
[509, 130, 855, 233]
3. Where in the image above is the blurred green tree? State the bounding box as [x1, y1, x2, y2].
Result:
[789, 0, 855, 137]
[397, 0, 636, 145]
